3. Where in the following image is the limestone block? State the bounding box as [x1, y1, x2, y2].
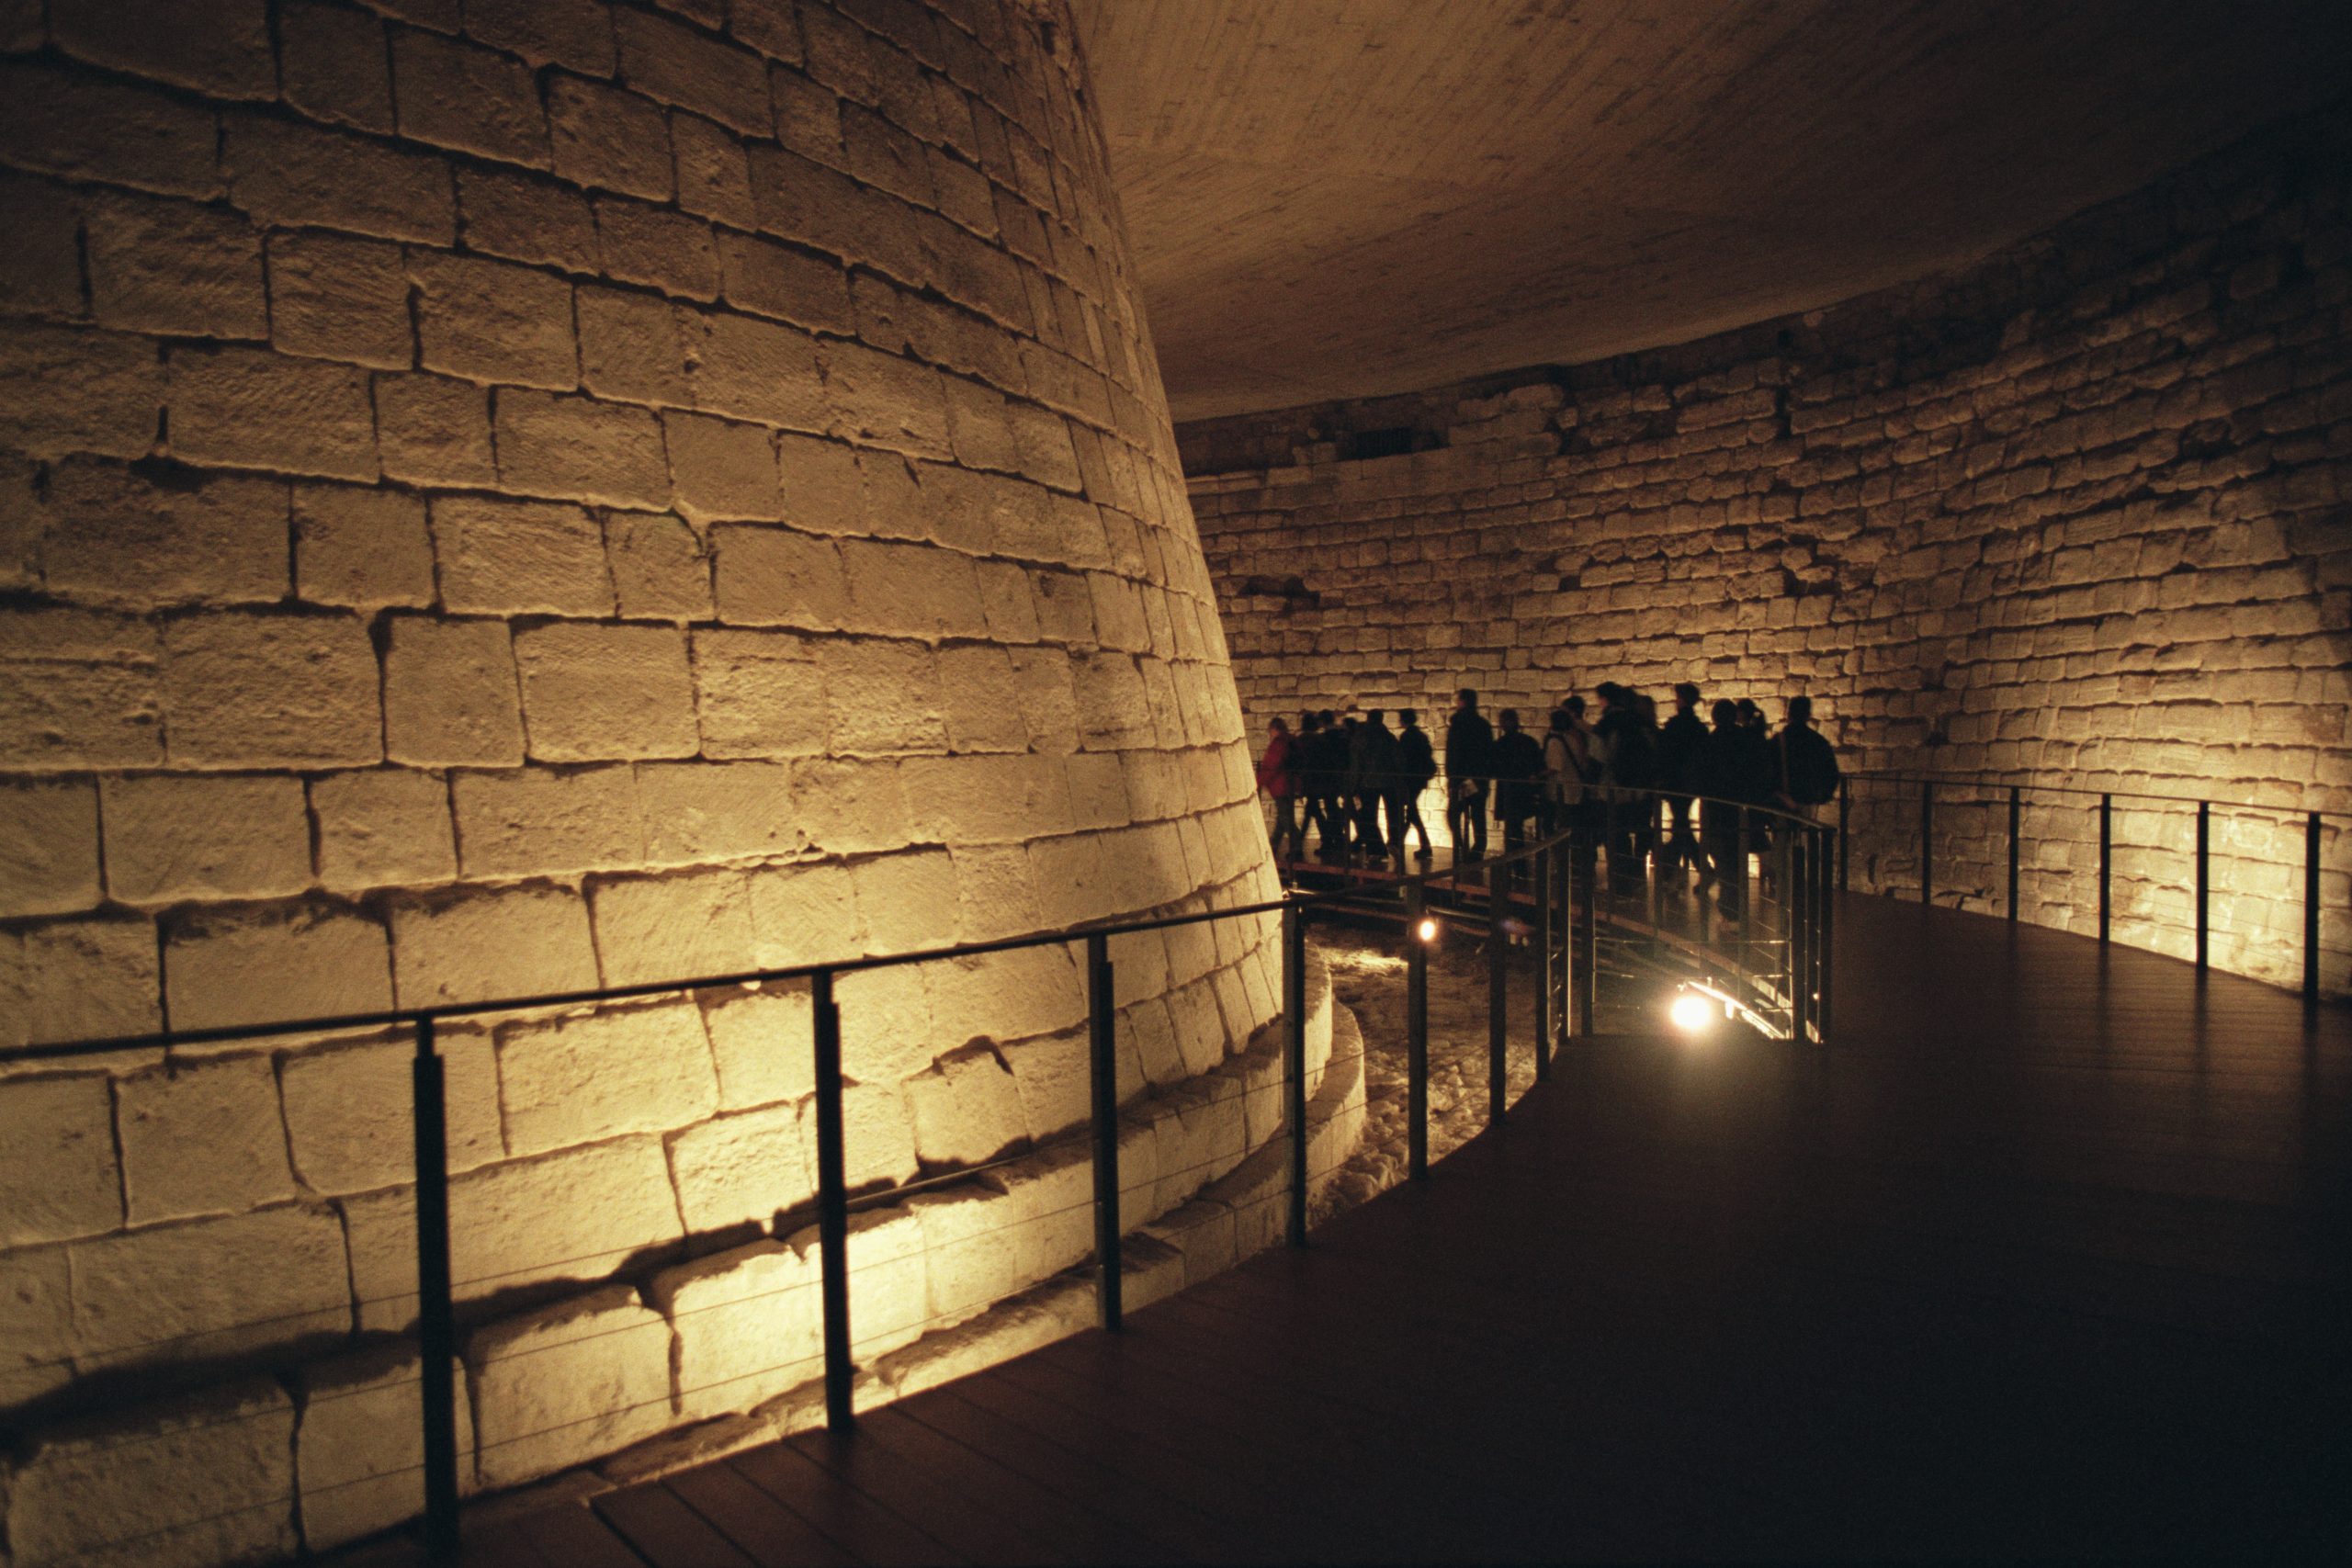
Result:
[168, 343, 379, 481]
[975, 559, 1043, 644]
[0, 1245, 74, 1408]
[1009, 645, 1080, 752]
[637, 759, 801, 865]
[84, 187, 267, 341]
[384, 615, 526, 768]
[499, 999, 720, 1157]
[468, 1284, 673, 1488]
[0, 606, 164, 768]
[268, 231, 413, 370]
[1128, 996, 1185, 1088]
[784, 1205, 926, 1359]
[577, 285, 696, 408]
[1001, 1026, 1090, 1143]
[162, 901, 393, 1033]
[548, 74, 673, 199]
[343, 1135, 683, 1328]
[377, 372, 497, 488]
[311, 768, 458, 892]
[671, 113, 756, 235]
[689, 627, 831, 758]
[744, 859, 861, 966]
[649, 1238, 823, 1420]
[947, 844, 1043, 944]
[693, 303, 828, 432]
[666, 410, 786, 523]
[835, 1079, 921, 1191]
[388, 884, 598, 1009]
[161, 611, 381, 768]
[972, 1140, 1094, 1296]
[717, 229, 850, 332]
[0, 320, 164, 462]
[819, 637, 946, 755]
[711, 524, 850, 628]
[514, 621, 700, 761]
[0, 777, 101, 919]
[294, 483, 435, 608]
[71, 1204, 350, 1371]
[588, 868, 758, 988]
[792, 759, 912, 855]
[839, 537, 988, 640]
[0, 914, 160, 1050]
[1148, 1199, 1239, 1288]
[852, 848, 958, 952]
[1166, 977, 1229, 1077]
[904, 1044, 1026, 1170]
[1154, 1077, 1250, 1213]
[835, 964, 937, 1090]
[668, 1100, 812, 1233]
[598, 198, 719, 300]
[6, 1376, 296, 1568]
[928, 942, 1089, 1047]
[607, 511, 717, 621]
[699, 983, 817, 1111]
[469, 0, 615, 73]
[772, 432, 866, 535]
[0, 1073, 121, 1246]
[281, 1025, 502, 1195]
[117, 1055, 295, 1225]
[296, 1340, 477, 1551]
[101, 773, 311, 904]
[899, 753, 1075, 847]
[930, 645, 1031, 754]
[40, 458, 288, 611]
[410, 251, 577, 390]
[433, 494, 615, 616]
[496, 389, 672, 510]
[451, 764, 645, 880]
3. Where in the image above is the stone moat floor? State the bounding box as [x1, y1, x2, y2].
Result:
[1309, 930, 1544, 1222]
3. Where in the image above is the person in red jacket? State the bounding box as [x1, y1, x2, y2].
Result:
[1258, 716, 1305, 861]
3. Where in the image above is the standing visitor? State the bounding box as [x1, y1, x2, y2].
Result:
[1658, 682, 1707, 879]
[1773, 696, 1842, 820]
[1395, 708, 1437, 861]
[1445, 689, 1494, 859]
[1259, 717, 1303, 861]
[1490, 708, 1544, 861]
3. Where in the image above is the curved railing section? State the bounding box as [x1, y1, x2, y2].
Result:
[0, 798, 1832, 1564]
[1838, 770, 2343, 1002]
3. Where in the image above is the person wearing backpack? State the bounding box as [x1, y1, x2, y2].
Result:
[1774, 695, 1842, 821]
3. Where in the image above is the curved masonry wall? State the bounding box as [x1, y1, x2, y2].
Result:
[1189, 103, 2352, 996]
[0, 1, 1306, 1560]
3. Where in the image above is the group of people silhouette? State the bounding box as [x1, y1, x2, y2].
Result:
[1255, 683, 1841, 908]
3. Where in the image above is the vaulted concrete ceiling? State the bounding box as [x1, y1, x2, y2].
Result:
[1071, 0, 2352, 423]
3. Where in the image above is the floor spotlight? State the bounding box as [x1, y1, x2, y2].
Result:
[1668, 988, 1715, 1034]
[1415, 916, 1441, 944]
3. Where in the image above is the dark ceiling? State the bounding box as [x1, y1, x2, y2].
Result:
[1071, 0, 2352, 423]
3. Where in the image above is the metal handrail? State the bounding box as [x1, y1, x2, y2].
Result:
[1845, 767, 2348, 822]
[1, 795, 1833, 1563]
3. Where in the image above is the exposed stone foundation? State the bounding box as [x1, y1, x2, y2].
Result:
[1189, 103, 2352, 995]
[0, 1, 1322, 1560]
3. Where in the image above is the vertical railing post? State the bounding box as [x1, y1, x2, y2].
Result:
[1282, 906, 1309, 1248]
[2306, 811, 2324, 1006]
[411, 1016, 460, 1564]
[1086, 932, 1122, 1329]
[811, 970, 853, 1432]
[2195, 800, 2211, 974]
[1788, 832, 1808, 1043]
[1406, 881, 1430, 1180]
[1838, 783, 1851, 893]
[1918, 778, 1934, 906]
[2007, 784, 2022, 922]
[1533, 839, 1553, 1079]
[1487, 885, 1507, 1125]
[1556, 836, 1576, 1048]
[2098, 794, 2112, 944]
[1781, 825, 1799, 1038]
[1577, 818, 1598, 1034]
[1735, 806, 1752, 989]
[1817, 827, 1837, 1043]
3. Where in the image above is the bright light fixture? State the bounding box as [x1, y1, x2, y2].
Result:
[1668, 989, 1714, 1033]
[1414, 916, 1440, 943]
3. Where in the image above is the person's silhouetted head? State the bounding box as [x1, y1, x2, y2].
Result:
[1566, 695, 1587, 718]
[1549, 706, 1571, 732]
[1787, 695, 1813, 727]
[1366, 708, 1386, 728]
[1300, 710, 1317, 731]
[1675, 682, 1700, 712]
[1399, 707, 1418, 727]
[1318, 709, 1339, 728]
[1499, 708, 1521, 733]
[1270, 716, 1289, 736]
[1736, 699, 1763, 730]
[1713, 699, 1737, 728]
[1455, 688, 1477, 711]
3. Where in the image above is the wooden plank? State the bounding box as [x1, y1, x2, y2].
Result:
[662, 1465, 860, 1568]
[594, 1483, 757, 1568]
[729, 1443, 962, 1568]
[853, 1406, 1140, 1565]
[505, 1502, 649, 1568]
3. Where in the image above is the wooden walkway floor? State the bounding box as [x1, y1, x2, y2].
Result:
[467, 897, 2352, 1562]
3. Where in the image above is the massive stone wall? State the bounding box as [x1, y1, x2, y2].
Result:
[0, 0, 1296, 1559]
[1190, 102, 2352, 996]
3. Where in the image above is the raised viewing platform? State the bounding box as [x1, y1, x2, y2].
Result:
[424, 888, 2352, 1563]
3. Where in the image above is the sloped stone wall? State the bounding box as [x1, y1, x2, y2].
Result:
[0, 0, 1295, 1559]
[1189, 102, 2351, 995]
